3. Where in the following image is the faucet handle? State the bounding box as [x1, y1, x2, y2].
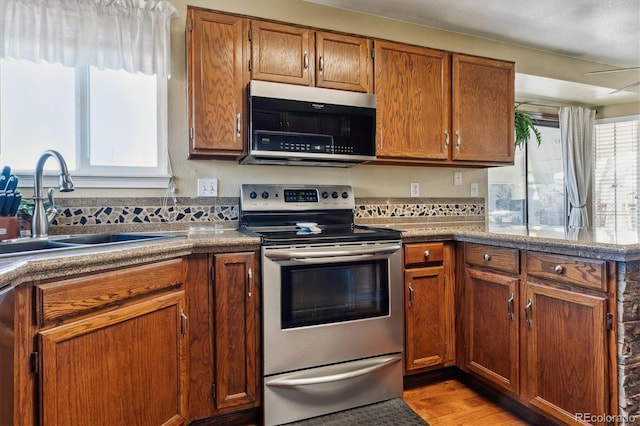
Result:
[46, 188, 58, 221]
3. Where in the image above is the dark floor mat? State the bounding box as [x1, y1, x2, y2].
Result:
[282, 398, 429, 426]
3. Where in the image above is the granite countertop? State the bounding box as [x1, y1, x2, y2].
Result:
[0, 228, 260, 290]
[2, 223, 639, 290]
[395, 223, 640, 261]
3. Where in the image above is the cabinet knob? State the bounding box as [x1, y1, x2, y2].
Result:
[483, 253, 491, 261]
[554, 265, 564, 274]
[444, 130, 449, 146]
[424, 250, 430, 258]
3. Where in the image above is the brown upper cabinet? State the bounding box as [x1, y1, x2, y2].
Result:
[250, 21, 315, 86]
[250, 21, 373, 93]
[375, 40, 515, 166]
[375, 41, 451, 162]
[187, 8, 248, 159]
[452, 55, 515, 164]
[186, 7, 514, 164]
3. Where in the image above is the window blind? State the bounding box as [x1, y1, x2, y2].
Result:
[593, 117, 640, 233]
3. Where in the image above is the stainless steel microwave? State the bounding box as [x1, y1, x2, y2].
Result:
[241, 80, 376, 167]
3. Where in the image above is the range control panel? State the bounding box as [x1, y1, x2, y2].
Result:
[240, 184, 355, 212]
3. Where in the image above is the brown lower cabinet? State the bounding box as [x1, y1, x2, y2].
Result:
[187, 251, 260, 423]
[34, 259, 189, 426]
[403, 242, 455, 373]
[462, 243, 617, 425]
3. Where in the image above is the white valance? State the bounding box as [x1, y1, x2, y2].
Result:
[0, 0, 178, 76]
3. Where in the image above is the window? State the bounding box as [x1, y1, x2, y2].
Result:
[593, 116, 640, 233]
[0, 58, 169, 188]
[489, 121, 564, 229]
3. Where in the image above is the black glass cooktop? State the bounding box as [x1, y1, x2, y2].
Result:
[239, 224, 401, 246]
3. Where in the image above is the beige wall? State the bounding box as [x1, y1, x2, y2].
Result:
[67, 0, 640, 199]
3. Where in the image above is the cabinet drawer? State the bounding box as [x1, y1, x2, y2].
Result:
[35, 259, 185, 325]
[525, 252, 606, 291]
[464, 243, 519, 274]
[404, 242, 444, 267]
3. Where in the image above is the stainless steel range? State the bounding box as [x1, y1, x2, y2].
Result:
[239, 184, 403, 426]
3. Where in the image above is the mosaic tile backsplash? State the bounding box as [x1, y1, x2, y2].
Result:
[48, 196, 485, 234]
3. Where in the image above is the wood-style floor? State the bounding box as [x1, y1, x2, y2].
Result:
[403, 378, 530, 426]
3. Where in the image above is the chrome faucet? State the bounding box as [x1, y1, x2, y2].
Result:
[31, 150, 75, 238]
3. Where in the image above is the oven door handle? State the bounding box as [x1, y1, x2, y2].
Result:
[264, 354, 401, 387]
[264, 244, 401, 261]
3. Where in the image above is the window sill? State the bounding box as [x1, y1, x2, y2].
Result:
[16, 174, 171, 190]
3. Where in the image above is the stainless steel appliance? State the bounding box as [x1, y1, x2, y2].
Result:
[239, 184, 403, 425]
[241, 81, 376, 167]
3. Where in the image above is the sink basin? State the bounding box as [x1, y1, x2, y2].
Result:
[0, 233, 180, 258]
[61, 233, 176, 245]
[0, 238, 80, 254]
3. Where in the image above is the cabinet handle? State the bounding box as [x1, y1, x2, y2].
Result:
[248, 268, 253, 298]
[319, 55, 324, 71]
[424, 250, 430, 258]
[455, 131, 460, 150]
[180, 308, 188, 340]
[444, 130, 449, 147]
[236, 113, 241, 137]
[507, 293, 514, 321]
[554, 265, 564, 274]
[524, 298, 533, 329]
[304, 52, 309, 69]
[408, 283, 414, 307]
[483, 253, 491, 262]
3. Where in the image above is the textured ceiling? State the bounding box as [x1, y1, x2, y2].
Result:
[305, 0, 640, 68]
[305, 0, 640, 105]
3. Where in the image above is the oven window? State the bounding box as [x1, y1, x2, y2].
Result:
[281, 259, 389, 329]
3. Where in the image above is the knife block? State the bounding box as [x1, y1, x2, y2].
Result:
[0, 216, 19, 241]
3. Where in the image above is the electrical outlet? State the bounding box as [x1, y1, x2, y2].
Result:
[454, 171, 463, 186]
[197, 178, 218, 197]
[470, 182, 479, 197]
[410, 182, 420, 197]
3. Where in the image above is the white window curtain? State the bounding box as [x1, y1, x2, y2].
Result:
[0, 0, 178, 76]
[559, 106, 596, 228]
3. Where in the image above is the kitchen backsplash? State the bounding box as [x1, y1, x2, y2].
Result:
[47, 196, 485, 234]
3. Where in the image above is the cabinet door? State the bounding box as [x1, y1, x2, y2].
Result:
[464, 268, 519, 394]
[250, 21, 314, 86]
[213, 252, 259, 412]
[38, 291, 188, 426]
[525, 282, 609, 424]
[452, 54, 514, 164]
[375, 41, 450, 162]
[187, 8, 247, 157]
[316, 32, 372, 93]
[405, 266, 446, 372]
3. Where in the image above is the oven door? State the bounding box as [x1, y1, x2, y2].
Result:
[262, 240, 403, 376]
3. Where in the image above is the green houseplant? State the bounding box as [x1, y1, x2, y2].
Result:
[514, 103, 543, 149]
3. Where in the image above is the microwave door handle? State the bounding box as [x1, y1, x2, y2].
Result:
[264, 244, 401, 260]
[265, 355, 401, 387]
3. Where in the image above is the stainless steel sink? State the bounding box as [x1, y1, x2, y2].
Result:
[61, 233, 177, 245]
[0, 233, 180, 258]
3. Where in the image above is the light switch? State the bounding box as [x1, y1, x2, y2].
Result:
[454, 171, 463, 186]
[410, 182, 420, 197]
[470, 182, 479, 197]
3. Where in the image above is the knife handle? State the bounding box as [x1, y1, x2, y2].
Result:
[9, 192, 21, 216]
[4, 175, 17, 192]
[1, 192, 14, 216]
[1, 166, 11, 180]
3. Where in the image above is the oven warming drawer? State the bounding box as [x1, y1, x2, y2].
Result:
[263, 353, 403, 425]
